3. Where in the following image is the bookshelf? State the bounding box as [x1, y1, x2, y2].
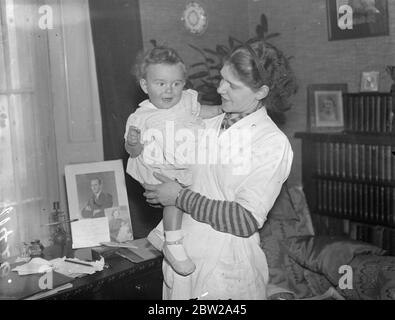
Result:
[296, 92, 395, 255]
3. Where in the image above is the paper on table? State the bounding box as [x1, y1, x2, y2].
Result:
[100, 241, 138, 249]
[50, 256, 105, 278]
[71, 217, 110, 248]
[12, 257, 53, 275]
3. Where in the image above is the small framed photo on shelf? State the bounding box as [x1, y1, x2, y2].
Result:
[65, 159, 133, 248]
[360, 71, 379, 92]
[326, 0, 389, 41]
[307, 84, 348, 132]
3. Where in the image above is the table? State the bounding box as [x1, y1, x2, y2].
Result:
[0, 248, 163, 300]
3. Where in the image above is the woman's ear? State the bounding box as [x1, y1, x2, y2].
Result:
[140, 79, 148, 94]
[256, 85, 269, 100]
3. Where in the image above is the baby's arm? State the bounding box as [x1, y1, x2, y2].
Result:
[199, 105, 223, 119]
[125, 126, 144, 158]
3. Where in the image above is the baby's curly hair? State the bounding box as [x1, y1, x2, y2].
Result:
[224, 40, 298, 124]
[133, 46, 187, 81]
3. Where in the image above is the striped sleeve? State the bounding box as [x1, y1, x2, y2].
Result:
[175, 188, 260, 237]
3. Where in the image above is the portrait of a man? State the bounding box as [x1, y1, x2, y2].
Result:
[81, 177, 113, 218]
[75, 170, 119, 220]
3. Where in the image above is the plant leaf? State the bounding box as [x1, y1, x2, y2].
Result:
[190, 62, 208, 68]
[150, 39, 157, 47]
[265, 32, 281, 39]
[207, 75, 221, 82]
[188, 71, 209, 79]
[228, 36, 243, 48]
[203, 48, 219, 56]
[188, 44, 207, 58]
[206, 58, 216, 64]
[209, 65, 221, 71]
[228, 37, 234, 49]
[260, 13, 268, 33]
[216, 45, 229, 57]
[256, 25, 264, 38]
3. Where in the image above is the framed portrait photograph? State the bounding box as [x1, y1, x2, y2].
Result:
[307, 84, 348, 132]
[65, 159, 132, 248]
[327, 0, 389, 41]
[360, 71, 379, 92]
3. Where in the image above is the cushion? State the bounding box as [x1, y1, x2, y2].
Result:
[267, 183, 303, 221]
[338, 254, 395, 300]
[303, 269, 332, 296]
[283, 235, 386, 285]
[260, 185, 315, 298]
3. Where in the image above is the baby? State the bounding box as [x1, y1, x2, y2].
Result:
[124, 46, 221, 276]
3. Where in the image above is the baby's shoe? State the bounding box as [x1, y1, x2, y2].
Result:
[163, 237, 195, 276]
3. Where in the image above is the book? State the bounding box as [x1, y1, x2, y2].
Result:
[115, 238, 162, 263]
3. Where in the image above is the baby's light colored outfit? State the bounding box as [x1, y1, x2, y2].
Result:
[124, 89, 204, 186]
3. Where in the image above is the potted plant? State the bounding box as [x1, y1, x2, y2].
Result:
[187, 13, 297, 126]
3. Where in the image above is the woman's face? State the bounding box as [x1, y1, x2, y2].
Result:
[217, 64, 265, 113]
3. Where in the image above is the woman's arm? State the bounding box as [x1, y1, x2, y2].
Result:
[176, 188, 259, 237]
[143, 173, 259, 237]
[199, 105, 223, 119]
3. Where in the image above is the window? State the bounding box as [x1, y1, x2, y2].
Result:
[0, 0, 59, 258]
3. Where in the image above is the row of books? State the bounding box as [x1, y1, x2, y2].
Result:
[314, 141, 395, 183]
[316, 179, 395, 227]
[343, 93, 394, 134]
[312, 214, 395, 256]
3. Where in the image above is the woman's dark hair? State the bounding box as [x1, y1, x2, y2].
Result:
[223, 40, 298, 125]
[133, 46, 186, 81]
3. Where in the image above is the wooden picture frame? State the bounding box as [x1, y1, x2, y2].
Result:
[327, 0, 389, 41]
[65, 159, 132, 248]
[360, 71, 379, 92]
[307, 84, 348, 132]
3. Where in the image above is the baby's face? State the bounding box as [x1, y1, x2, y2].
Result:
[140, 62, 185, 109]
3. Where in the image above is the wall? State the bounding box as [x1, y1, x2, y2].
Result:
[139, 0, 250, 74]
[248, 0, 395, 186]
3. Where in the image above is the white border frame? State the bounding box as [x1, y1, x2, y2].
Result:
[360, 71, 379, 92]
[65, 159, 131, 248]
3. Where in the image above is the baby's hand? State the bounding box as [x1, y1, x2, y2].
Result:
[127, 126, 141, 146]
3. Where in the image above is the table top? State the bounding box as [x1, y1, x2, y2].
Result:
[0, 243, 163, 300]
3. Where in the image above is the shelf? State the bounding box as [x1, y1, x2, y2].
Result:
[295, 132, 395, 145]
[311, 211, 395, 229]
[312, 174, 395, 187]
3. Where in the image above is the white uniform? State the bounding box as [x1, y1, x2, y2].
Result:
[162, 107, 294, 300]
[124, 89, 203, 185]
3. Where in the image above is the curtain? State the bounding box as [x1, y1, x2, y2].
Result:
[89, 0, 162, 238]
[0, 0, 58, 258]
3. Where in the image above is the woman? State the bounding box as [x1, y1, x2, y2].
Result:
[143, 40, 296, 300]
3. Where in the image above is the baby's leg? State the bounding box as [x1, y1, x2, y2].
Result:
[163, 206, 195, 276]
[163, 205, 183, 231]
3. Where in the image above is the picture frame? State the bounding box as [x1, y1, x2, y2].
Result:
[360, 71, 379, 92]
[326, 0, 389, 41]
[307, 84, 348, 132]
[65, 159, 133, 248]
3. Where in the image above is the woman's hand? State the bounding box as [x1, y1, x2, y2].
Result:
[143, 172, 183, 207]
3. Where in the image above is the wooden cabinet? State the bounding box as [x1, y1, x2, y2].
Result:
[48, 256, 163, 300]
[296, 92, 395, 255]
